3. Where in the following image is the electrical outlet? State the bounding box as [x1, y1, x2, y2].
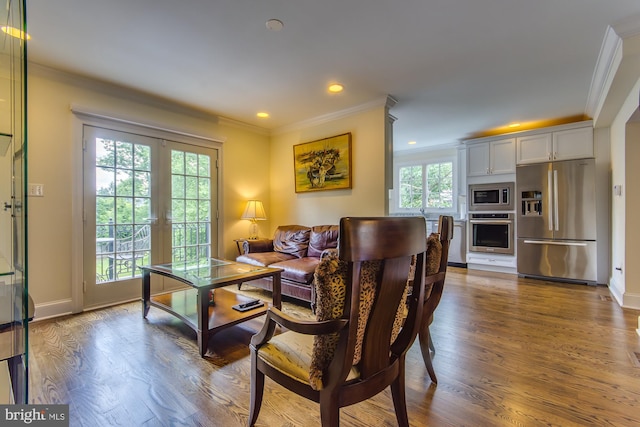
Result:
[28, 183, 44, 197]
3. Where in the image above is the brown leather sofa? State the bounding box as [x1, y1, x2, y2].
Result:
[236, 224, 339, 302]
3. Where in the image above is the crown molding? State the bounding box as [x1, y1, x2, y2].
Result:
[585, 26, 623, 121]
[70, 104, 227, 144]
[393, 140, 463, 155]
[217, 116, 270, 136]
[587, 15, 640, 122]
[271, 96, 394, 136]
[31, 62, 270, 137]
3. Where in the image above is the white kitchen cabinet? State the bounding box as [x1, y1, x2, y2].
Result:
[517, 126, 593, 164]
[466, 253, 517, 273]
[448, 221, 466, 265]
[516, 133, 552, 164]
[552, 127, 593, 161]
[467, 138, 515, 177]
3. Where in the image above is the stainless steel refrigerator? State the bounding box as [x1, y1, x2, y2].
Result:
[516, 158, 597, 283]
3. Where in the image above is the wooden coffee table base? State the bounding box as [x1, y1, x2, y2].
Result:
[149, 288, 269, 356]
[141, 260, 282, 358]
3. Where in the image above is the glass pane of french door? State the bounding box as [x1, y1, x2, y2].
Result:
[83, 126, 160, 308]
[164, 141, 217, 267]
[83, 126, 219, 309]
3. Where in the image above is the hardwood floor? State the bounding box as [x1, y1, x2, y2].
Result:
[28, 268, 640, 426]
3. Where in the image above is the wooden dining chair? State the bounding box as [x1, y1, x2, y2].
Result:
[419, 215, 453, 384]
[248, 216, 428, 427]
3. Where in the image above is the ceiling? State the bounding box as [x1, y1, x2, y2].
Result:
[25, 0, 640, 151]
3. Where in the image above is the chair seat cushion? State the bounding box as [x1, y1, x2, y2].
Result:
[258, 331, 359, 385]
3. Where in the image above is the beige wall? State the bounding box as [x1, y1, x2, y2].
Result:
[27, 66, 390, 318]
[268, 106, 387, 232]
[28, 65, 270, 317]
[608, 76, 640, 309]
[625, 119, 640, 307]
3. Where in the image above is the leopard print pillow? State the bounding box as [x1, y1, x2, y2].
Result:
[426, 233, 442, 276]
[309, 251, 411, 391]
[425, 233, 442, 298]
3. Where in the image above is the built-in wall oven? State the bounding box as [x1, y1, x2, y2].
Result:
[469, 213, 514, 255]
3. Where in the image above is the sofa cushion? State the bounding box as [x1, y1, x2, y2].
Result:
[273, 225, 311, 258]
[307, 225, 339, 258]
[269, 257, 320, 284]
[236, 251, 297, 268]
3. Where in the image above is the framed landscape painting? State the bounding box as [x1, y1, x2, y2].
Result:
[293, 133, 352, 193]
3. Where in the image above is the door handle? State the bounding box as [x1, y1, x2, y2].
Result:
[553, 169, 559, 231]
[144, 217, 158, 225]
[547, 170, 553, 231]
[523, 240, 587, 247]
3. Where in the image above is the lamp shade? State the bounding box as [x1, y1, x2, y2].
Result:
[241, 200, 267, 221]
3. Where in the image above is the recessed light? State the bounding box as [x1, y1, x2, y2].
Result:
[328, 83, 344, 93]
[257, 112, 269, 118]
[408, 141, 417, 145]
[266, 19, 284, 31]
[1, 26, 30, 40]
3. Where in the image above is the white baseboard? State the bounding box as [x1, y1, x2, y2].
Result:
[31, 298, 74, 322]
[622, 292, 640, 311]
[608, 276, 640, 310]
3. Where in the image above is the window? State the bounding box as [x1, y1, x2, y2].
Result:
[397, 159, 454, 212]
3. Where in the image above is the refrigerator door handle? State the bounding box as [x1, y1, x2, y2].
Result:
[547, 170, 553, 231]
[553, 169, 559, 231]
[523, 240, 588, 247]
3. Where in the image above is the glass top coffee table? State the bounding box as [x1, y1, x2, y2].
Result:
[140, 258, 282, 357]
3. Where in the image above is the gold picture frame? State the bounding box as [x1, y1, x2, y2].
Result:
[293, 133, 352, 193]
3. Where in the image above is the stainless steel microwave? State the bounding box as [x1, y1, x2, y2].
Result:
[469, 182, 514, 211]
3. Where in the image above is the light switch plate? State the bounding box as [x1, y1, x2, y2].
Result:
[28, 183, 44, 197]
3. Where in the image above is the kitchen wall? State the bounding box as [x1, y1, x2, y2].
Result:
[391, 145, 462, 218]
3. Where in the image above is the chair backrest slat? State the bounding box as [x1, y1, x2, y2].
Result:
[335, 216, 427, 381]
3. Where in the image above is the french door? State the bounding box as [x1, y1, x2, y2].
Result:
[82, 125, 218, 309]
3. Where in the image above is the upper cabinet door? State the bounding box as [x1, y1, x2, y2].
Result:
[467, 138, 516, 176]
[517, 133, 552, 164]
[517, 126, 594, 165]
[490, 138, 516, 175]
[467, 142, 490, 176]
[552, 127, 593, 161]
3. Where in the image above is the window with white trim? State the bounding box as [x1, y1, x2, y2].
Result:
[396, 158, 455, 213]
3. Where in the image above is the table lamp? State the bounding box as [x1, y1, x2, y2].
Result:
[241, 200, 267, 239]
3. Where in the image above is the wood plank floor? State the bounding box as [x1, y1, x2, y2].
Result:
[28, 268, 640, 426]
